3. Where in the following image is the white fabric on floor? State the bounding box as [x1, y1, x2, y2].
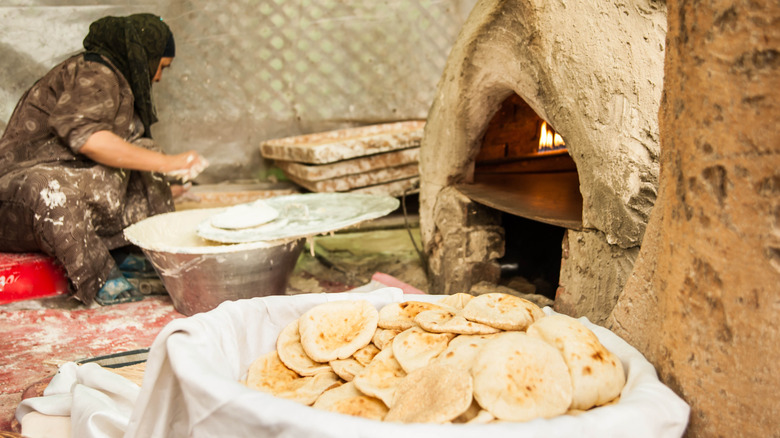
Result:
[16, 362, 140, 438]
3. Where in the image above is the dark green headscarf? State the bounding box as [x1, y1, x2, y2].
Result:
[83, 13, 173, 138]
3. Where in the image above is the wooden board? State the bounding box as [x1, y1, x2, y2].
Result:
[260, 120, 425, 164]
[474, 151, 576, 174]
[173, 183, 299, 210]
[455, 171, 583, 230]
[285, 163, 419, 193]
[351, 176, 420, 197]
[275, 147, 419, 181]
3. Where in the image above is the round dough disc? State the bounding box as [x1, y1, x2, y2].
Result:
[209, 200, 279, 230]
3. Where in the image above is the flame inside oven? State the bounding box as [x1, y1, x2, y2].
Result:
[538, 121, 566, 153]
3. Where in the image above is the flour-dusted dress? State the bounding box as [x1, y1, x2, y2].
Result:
[0, 53, 174, 304]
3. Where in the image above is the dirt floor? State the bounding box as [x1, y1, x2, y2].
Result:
[0, 213, 427, 433]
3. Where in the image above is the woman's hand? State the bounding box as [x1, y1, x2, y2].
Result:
[164, 151, 209, 182]
[80, 130, 208, 181]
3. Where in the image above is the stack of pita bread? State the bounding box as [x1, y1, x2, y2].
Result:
[243, 292, 626, 424]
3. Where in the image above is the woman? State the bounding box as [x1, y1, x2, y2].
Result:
[0, 13, 207, 305]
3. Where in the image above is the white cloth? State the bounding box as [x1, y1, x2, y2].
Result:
[16, 362, 140, 438]
[124, 288, 690, 438]
[16, 288, 690, 438]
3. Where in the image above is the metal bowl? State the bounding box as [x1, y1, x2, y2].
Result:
[124, 208, 304, 316]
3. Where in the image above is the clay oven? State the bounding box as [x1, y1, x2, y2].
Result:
[419, 0, 667, 325]
[420, 1, 780, 436]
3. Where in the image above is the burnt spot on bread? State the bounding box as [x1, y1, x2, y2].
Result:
[591, 350, 606, 362]
[582, 366, 593, 375]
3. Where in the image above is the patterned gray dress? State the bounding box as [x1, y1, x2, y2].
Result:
[0, 53, 173, 304]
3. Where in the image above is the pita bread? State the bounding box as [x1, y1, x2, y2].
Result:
[377, 300, 443, 330]
[471, 332, 572, 422]
[462, 292, 545, 331]
[433, 333, 499, 372]
[466, 409, 496, 424]
[313, 381, 388, 421]
[392, 326, 455, 373]
[372, 328, 400, 350]
[384, 363, 473, 424]
[245, 350, 340, 405]
[415, 308, 501, 335]
[299, 300, 379, 362]
[209, 200, 278, 230]
[437, 292, 474, 309]
[353, 344, 406, 407]
[527, 314, 625, 410]
[277, 318, 331, 376]
[329, 358, 364, 382]
[453, 398, 482, 423]
[353, 343, 381, 366]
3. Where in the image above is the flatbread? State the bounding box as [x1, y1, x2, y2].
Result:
[437, 292, 474, 309]
[462, 292, 545, 331]
[209, 200, 279, 230]
[471, 332, 572, 422]
[466, 409, 496, 424]
[392, 326, 455, 373]
[313, 381, 388, 421]
[453, 398, 482, 423]
[353, 344, 407, 407]
[299, 300, 379, 362]
[372, 328, 400, 350]
[414, 308, 501, 335]
[353, 343, 381, 366]
[384, 363, 473, 424]
[245, 350, 340, 405]
[277, 318, 331, 376]
[329, 358, 364, 382]
[243, 298, 626, 424]
[527, 314, 625, 410]
[433, 333, 499, 372]
[377, 301, 443, 330]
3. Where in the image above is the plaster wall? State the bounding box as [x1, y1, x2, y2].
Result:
[0, 0, 476, 183]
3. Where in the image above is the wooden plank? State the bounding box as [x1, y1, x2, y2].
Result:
[276, 147, 419, 181]
[260, 120, 425, 164]
[286, 163, 419, 193]
[455, 171, 583, 230]
[173, 183, 300, 210]
[474, 152, 576, 174]
[351, 177, 420, 197]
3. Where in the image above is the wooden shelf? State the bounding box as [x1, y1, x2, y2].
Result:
[455, 171, 583, 230]
[475, 152, 576, 174]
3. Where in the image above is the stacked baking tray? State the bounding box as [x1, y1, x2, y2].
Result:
[259, 121, 424, 197]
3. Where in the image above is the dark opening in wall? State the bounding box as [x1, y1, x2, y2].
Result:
[498, 212, 565, 300]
